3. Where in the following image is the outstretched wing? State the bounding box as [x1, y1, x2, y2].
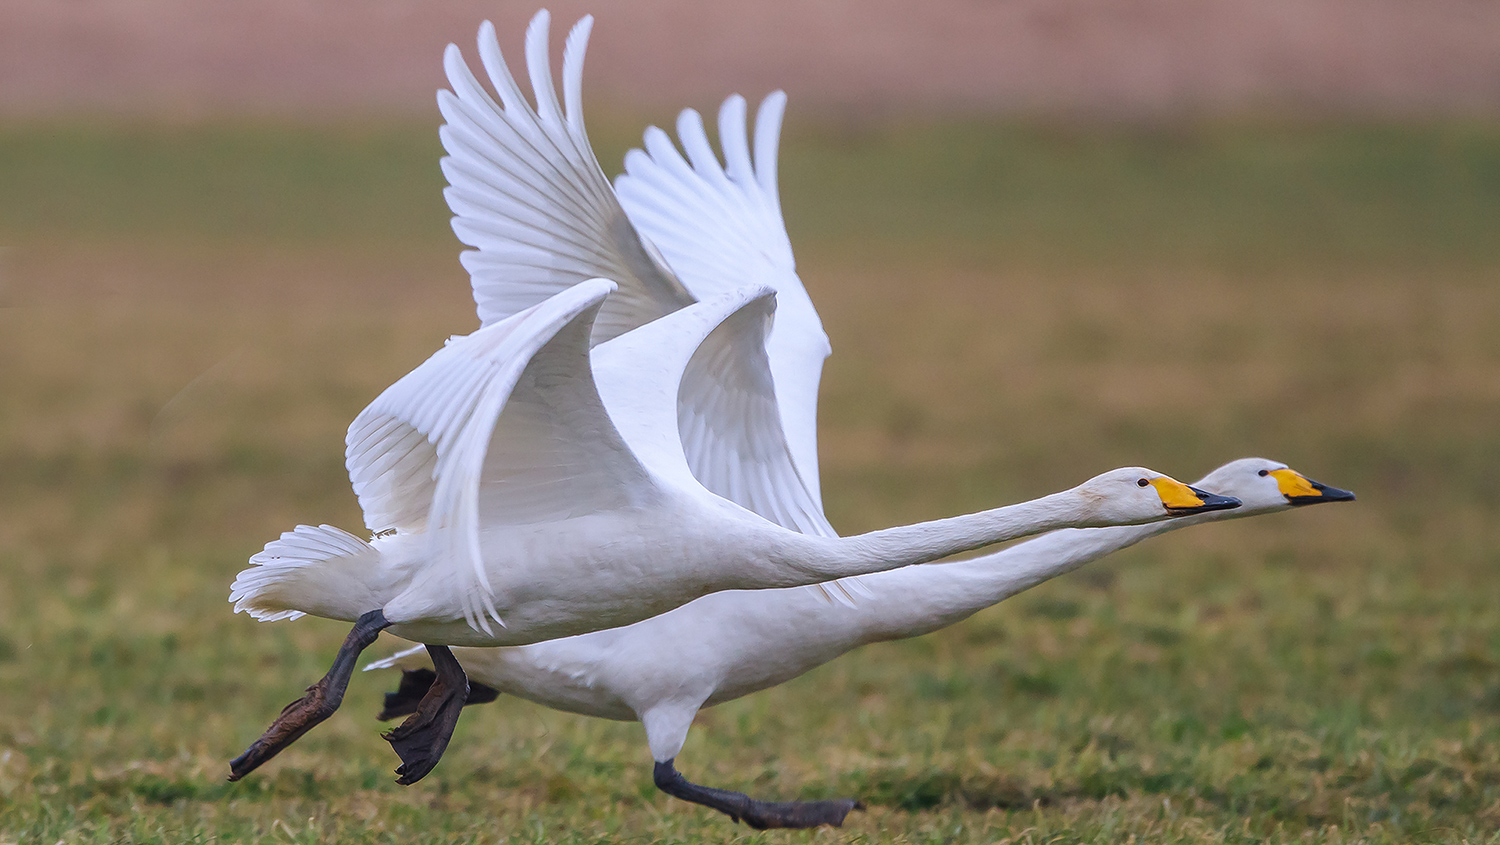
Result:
[345, 279, 654, 632]
[679, 294, 834, 539]
[594, 286, 833, 541]
[615, 93, 831, 506]
[442, 13, 834, 541]
[441, 11, 694, 340]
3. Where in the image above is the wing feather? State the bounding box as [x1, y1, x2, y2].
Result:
[677, 296, 832, 539]
[441, 16, 839, 560]
[345, 280, 652, 632]
[442, 11, 693, 340]
[616, 92, 831, 506]
[593, 287, 835, 541]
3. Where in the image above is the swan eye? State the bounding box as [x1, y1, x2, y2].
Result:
[1258, 469, 1269, 477]
[1137, 478, 1149, 487]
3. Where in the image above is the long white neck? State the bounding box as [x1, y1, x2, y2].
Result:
[820, 507, 1234, 645]
[772, 488, 1100, 585]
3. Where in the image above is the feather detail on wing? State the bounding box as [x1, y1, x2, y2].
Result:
[593, 285, 859, 606]
[591, 286, 777, 494]
[345, 279, 653, 633]
[679, 295, 876, 607]
[678, 293, 834, 540]
[441, 11, 693, 341]
[615, 92, 831, 506]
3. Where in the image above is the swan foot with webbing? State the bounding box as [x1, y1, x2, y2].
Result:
[381, 645, 470, 785]
[378, 667, 501, 721]
[653, 759, 862, 829]
[228, 609, 391, 781]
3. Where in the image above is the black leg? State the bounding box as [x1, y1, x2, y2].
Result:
[382, 644, 469, 785]
[653, 758, 861, 830]
[229, 609, 390, 781]
[378, 668, 500, 722]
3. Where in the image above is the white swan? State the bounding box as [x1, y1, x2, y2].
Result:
[226, 14, 1239, 783]
[368, 458, 1353, 828]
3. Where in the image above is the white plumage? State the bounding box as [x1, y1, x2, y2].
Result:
[617, 91, 831, 502]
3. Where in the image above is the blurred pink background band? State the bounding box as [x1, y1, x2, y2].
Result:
[3, 0, 1499, 119]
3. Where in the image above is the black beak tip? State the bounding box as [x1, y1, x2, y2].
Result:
[1289, 480, 1357, 506]
[1172, 487, 1242, 514]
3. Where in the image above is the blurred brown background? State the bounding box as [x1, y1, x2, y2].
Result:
[4, 0, 1499, 119]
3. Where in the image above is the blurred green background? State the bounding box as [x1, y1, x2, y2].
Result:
[3, 13, 1500, 841]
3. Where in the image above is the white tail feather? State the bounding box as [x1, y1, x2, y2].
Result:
[230, 524, 377, 622]
[362, 645, 429, 672]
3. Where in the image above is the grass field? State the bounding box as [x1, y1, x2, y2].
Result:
[2, 116, 1499, 843]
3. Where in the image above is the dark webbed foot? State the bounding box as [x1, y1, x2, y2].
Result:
[653, 758, 862, 830]
[383, 645, 468, 785]
[229, 609, 390, 781]
[736, 797, 863, 830]
[378, 668, 500, 722]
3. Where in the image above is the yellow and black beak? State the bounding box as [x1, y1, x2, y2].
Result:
[1148, 477, 1242, 515]
[1268, 468, 1356, 506]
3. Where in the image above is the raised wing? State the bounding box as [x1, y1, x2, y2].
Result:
[680, 295, 834, 539]
[442, 13, 833, 537]
[615, 93, 831, 506]
[594, 286, 833, 540]
[440, 11, 693, 340]
[345, 279, 654, 632]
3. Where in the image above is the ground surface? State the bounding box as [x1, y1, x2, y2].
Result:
[1, 116, 1499, 842]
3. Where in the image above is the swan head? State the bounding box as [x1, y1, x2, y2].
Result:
[1193, 457, 1356, 516]
[1073, 468, 1241, 526]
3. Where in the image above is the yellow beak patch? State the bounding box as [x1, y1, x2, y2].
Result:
[1269, 468, 1319, 499]
[1148, 477, 1205, 510]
